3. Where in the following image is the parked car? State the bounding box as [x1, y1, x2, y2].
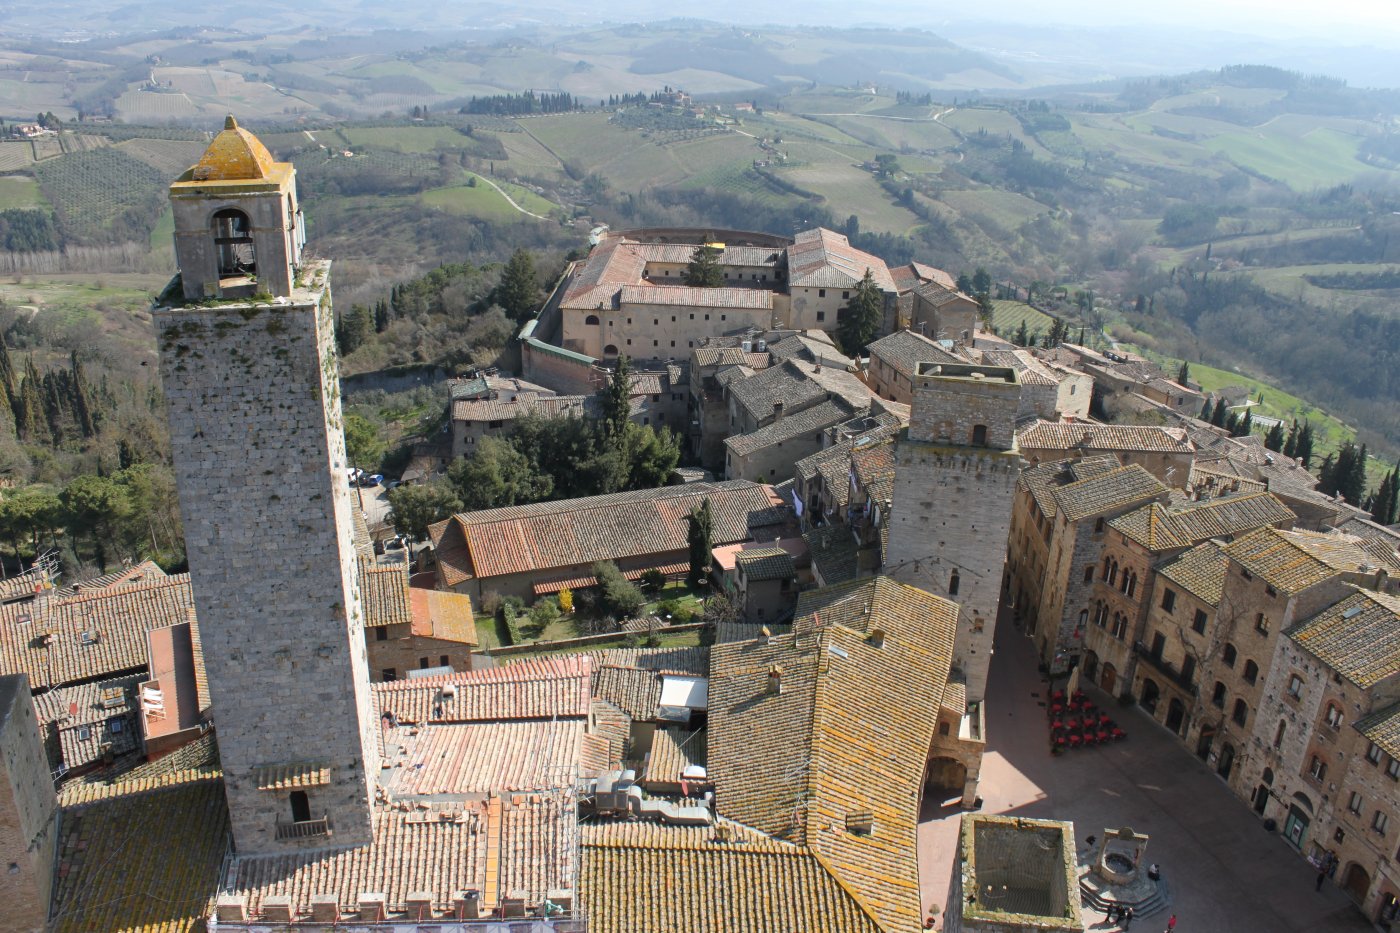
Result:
[359, 473, 384, 487]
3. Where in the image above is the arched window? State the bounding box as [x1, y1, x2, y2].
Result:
[1325, 703, 1344, 729]
[1212, 682, 1227, 708]
[603, 344, 619, 356]
[1108, 560, 1118, 586]
[1274, 720, 1287, 748]
[1233, 699, 1249, 727]
[585, 314, 600, 325]
[1103, 556, 1112, 578]
[211, 208, 256, 277]
[1223, 643, 1237, 668]
[948, 570, 960, 597]
[1263, 767, 1274, 785]
[1243, 660, 1259, 684]
[1078, 608, 1089, 630]
[1125, 572, 1137, 598]
[289, 790, 311, 823]
[971, 424, 988, 447]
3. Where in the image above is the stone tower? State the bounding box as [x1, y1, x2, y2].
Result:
[155, 119, 377, 854]
[0, 675, 56, 933]
[886, 363, 1024, 703]
[169, 115, 305, 301]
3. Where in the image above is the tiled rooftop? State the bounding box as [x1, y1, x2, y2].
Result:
[868, 328, 961, 377]
[1357, 700, 1400, 762]
[0, 574, 195, 691]
[360, 556, 412, 628]
[709, 576, 956, 933]
[50, 772, 229, 933]
[620, 284, 774, 309]
[451, 393, 592, 424]
[1050, 464, 1168, 523]
[1109, 492, 1295, 552]
[1018, 420, 1194, 454]
[1289, 589, 1400, 687]
[430, 480, 784, 585]
[1157, 541, 1230, 605]
[787, 227, 896, 292]
[580, 821, 882, 933]
[735, 547, 797, 582]
[34, 675, 144, 772]
[1225, 527, 1400, 594]
[804, 522, 860, 585]
[375, 656, 590, 725]
[725, 398, 858, 457]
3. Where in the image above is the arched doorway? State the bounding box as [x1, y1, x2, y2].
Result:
[1343, 862, 1373, 906]
[211, 208, 256, 278]
[1196, 726, 1215, 761]
[1100, 663, 1117, 694]
[1217, 742, 1235, 780]
[1083, 651, 1099, 682]
[1253, 784, 1269, 815]
[925, 757, 968, 805]
[602, 344, 619, 357]
[1165, 697, 1186, 736]
[1284, 795, 1312, 849]
[1140, 679, 1161, 715]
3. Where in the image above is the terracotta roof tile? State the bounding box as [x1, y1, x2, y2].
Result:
[361, 557, 412, 628]
[642, 727, 706, 785]
[1357, 701, 1400, 761]
[1109, 492, 1295, 552]
[580, 821, 882, 933]
[50, 772, 228, 933]
[1157, 541, 1230, 606]
[725, 399, 858, 457]
[1289, 589, 1400, 687]
[1017, 420, 1194, 454]
[1225, 528, 1400, 594]
[374, 656, 590, 725]
[441, 481, 783, 582]
[787, 228, 896, 292]
[736, 547, 797, 582]
[868, 329, 961, 377]
[709, 576, 956, 932]
[1050, 465, 1167, 522]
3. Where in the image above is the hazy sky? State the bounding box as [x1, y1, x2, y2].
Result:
[952, 0, 1400, 40]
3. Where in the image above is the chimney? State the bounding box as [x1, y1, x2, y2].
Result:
[309, 895, 340, 923]
[767, 665, 783, 695]
[453, 890, 482, 919]
[774, 400, 784, 422]
[869, 627, 887, 649]
[358, 893, 387, 922]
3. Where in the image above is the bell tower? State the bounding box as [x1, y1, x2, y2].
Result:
[169, 115, 305, 301]
[155, 119, 376, 854]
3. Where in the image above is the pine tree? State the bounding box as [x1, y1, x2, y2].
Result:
[683, 242, 723, 288]
[1297, 421, 1315, 469]
[497, 248, 540, 320]
[837, 269, 884, 355]
[336, 304, 374, 355]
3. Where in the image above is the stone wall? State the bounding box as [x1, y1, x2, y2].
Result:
[0, 676, 55, 932]
[366, 626, 475, 682]
[156, 266, 378, 854]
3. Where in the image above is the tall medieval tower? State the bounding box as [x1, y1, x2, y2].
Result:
[886, 363, 1024, 703]
[155, 118, 377, 854]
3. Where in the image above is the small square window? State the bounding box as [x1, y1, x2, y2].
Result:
[1161, 588, 1177, 614]
[1192, 609, 1208, 634]
[816, 311, 825, 322]
[1388, 758, 1400, 780]
[1367, 742, 1383, 764]
[1375, 811, 1390, 836]
[819, 289, 827, 298]
[1349, 792, 1363, 814]
[1288, 674, 1303, 698]
[1255, 613, 1270, 635]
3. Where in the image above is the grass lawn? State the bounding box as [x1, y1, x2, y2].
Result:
[340, 125, 475, 153]
[989, 299, 1055, 338]
[499, 628, 703, 660]
[0, 175, 47, 210]
[419, 180, 528, 221]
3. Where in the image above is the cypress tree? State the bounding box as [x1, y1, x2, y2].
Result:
[1283, 420, 1299, 458]
[1233, 409, 1253, 437]
[497, 248, 540, 321]
[684, 242, 723, 288]
[686, 499, 713, 588]
[70, 351, 96, 439]
[602, 354, 632, 440]
[1210, 398, 1228, 427]
[1200, 398, 1213, 421]
[16, 357, 46, 446]
[1319, 453, 1338, 494]
[1177, 360, 1190, 386]
[1297, 421, 1315, 469]
[1264, 422, 1285, 452]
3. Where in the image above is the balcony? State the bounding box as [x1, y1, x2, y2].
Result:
[275, 815, 331, 841]
[1133, 643, 1196, 693]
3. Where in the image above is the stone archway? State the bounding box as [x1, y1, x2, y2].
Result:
[1343, 862, 1373, 906]
[1166, 697, 1187, 736]
[1140, 678, 1161, 715]
[1082, 651, 1099, 682]
[925, 756, 968, 800]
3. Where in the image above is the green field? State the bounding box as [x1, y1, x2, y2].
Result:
[940, 188, 1048, 231]
[0, 175, 47, 211]
[1204, 125, 1366, 190]
[988, 300, 1055, 337]
[339, 125, 475, 153]
[420, 181, 525, 220]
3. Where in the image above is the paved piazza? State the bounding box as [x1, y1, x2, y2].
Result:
[917, 610, 1375, 933]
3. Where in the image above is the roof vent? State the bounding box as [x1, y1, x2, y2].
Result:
[1343, 605, 1364, 619]
[767, 665, 783, 695]
[441, 683, 458, 700]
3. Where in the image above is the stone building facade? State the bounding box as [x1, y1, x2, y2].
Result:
[156, 126, 378, 854]
[887, 363, 1024, 703]
[0, 675, 56, 933]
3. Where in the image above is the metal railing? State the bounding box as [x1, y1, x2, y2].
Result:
[1133, 642, 1197, 693]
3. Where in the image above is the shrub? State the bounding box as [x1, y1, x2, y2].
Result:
[640, 568, 666, 591]
[592, 561, 644, 620]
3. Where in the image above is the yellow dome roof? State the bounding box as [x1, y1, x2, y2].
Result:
[190, 115, 277, 181]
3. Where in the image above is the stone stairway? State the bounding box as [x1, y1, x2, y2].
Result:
[1079, 868, 1172, 918]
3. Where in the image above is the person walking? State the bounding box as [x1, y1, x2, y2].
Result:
[1123, 905, 1134, 929]
[1166, 914, 1177, 931]
[1316, 867, 1328, 891]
